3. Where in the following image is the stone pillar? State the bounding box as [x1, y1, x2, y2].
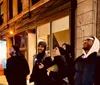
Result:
[27, 32, 36, 74]
[76, 0, 97, 57]
[6, 37, 12, 58]
[97, 0, 100, 40]
[23, 0, 29, 12]
[3, 0, 8, 23]
[13, 0, 18, 16]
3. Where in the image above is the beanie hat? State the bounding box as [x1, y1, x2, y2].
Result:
[62, 43, 72, 53]
[38, 41, 47, 50]
[58, 46, 66, 55]
[12, 45, 20, 52]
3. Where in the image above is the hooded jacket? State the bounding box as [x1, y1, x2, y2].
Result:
[4, 53, 30, 85]
[30, 53, 52, 85]
[75, 37, 100, 85]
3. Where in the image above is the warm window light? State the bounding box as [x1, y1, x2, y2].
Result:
[10, 31, 14, 34]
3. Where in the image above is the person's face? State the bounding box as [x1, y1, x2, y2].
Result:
[9, 47, 16, 56]
[83, 38, 94, 51]
[38, 45, 45, 53]
[62, 45, 66, 50]
[53, 47, 61, 57]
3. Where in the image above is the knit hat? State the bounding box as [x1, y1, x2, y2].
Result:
[62, 43, 72, 53]
[58, 46, 66, 55]
[12, 45, 20, 52]
[38, 41, 47, 50]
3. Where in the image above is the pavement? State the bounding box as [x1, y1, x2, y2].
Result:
[0, 76, 34, 85]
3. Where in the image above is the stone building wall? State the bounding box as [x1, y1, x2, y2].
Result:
[0, 0, 98, 58]
[76, 0, 97, 57]
[97, 0, 100, 40]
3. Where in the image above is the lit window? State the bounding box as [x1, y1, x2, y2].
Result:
[9, 0, 13, 19]
[18, 0, 22, 14]
[32, 0, 40, 5]
[0, 2, 3, 25]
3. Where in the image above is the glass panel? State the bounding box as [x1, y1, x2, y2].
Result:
[0, 40, 7, 69]
[0, 2, 3, 25]
[52, 16, 70, 48]
[37, 23, 50, 55]
[1, 3, 3, 15]
[32, 0, 40, 5]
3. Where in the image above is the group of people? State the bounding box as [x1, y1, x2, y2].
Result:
[4, 36, 100, 85]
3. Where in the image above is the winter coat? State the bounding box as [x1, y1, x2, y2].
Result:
[75, 37, 100, 85]
[49, 55, 68, 85]
[75, 52, 100, 85]
[30, 54, 52, 85]
[58, 46, 75, 85]
[4, 53, 30, 85]
[65, 54, 75, 85]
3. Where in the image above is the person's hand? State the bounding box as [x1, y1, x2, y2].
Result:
[38, 63, 44, 69]
[27, 74, 30, 80]
[47, 69, 50, 76]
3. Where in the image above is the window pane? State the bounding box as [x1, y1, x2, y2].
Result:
[1, 3, 3, 15]
[18, 0, 22, 14]
[52, 16, 70, 48]
[37, 23, 50, 55]
[0, 2, 3, 25]
[32, 0, 40, 5]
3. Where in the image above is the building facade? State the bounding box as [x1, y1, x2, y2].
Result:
[0, 0, 99, 84]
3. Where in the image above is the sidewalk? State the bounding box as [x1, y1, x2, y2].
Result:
[0, 76, 8, 85]
[0, 76, 34, 85]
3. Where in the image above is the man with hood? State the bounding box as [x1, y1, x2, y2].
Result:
[29, 41, 52, 85]
[4, 45, 30, 85]
[75, 36, 100, 85]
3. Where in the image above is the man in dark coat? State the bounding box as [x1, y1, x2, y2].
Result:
[75, 36, 100, 85]
[4, 45, 30, 85]
[30, 41, 52, 85]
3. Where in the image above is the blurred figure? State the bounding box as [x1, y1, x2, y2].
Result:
[47, 46, 68, 85]
[62, 43, 72, 57]
[30, 41, 52, 85]
[4, 45, 30, 85]
[62, 43, 75, 85]
[75, 36, 100, 85]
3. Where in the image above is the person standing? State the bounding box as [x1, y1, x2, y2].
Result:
[4, 45, 30, 85]
[47, 46, 68, 85]
[30, 41, 52, 85]
[75, 36, 100, 85]
[62, 43, 75, 85]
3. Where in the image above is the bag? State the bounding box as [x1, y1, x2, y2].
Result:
[47, 64, 58, 72]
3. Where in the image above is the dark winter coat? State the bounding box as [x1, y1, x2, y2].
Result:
[49, 55, 68, 85]
[58, 47, 75, 85]
[30, 54, 52, 85]
[75, 52, 100, 85]
[65, 53, 75, 85]
[4, 53, 30, 85]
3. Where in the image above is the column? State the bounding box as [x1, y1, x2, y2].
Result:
[13, 0, 18, 16]
[3, 0, 8, 23]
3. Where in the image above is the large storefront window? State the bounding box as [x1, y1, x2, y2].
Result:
[36, 16, 70, 56]
[37, 23, 50, 55]
[52, 16, 70, 48]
